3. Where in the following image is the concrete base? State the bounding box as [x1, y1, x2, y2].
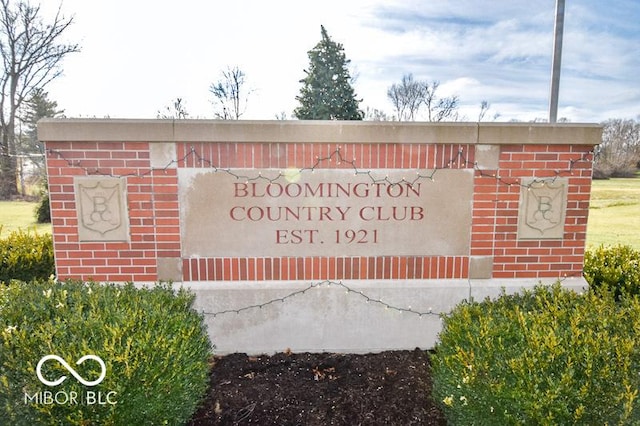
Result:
[179, 277, 588, 355]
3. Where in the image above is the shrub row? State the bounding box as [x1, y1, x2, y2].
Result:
[432, 245, 640, 424]
[432, 283, 640, 425]
[2, 226, 636, 424]
[583, 244, 640, 299]
[0, 229, 54, 284]
[0, 280, 212, 425]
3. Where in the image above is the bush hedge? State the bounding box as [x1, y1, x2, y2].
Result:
[35, 192, 51, 224]
[0, 279, 212, 425]
[431, 284, 640, 425]
[584, 244, 640, 299]
[0, 229, 54, 284]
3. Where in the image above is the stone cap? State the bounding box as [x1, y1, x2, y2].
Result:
[37, 118, 602, 146]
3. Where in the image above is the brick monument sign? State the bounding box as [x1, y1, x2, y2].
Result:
[39, 119, 600, 353]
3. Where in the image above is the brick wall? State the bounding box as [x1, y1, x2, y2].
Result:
[41, 120, 599, 284]
[46, 141, 162, 282]
[471, 144, 593, 279]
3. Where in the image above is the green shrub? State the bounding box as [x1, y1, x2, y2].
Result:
[0, 279, 213, 425]
[584, 244, 640, 298]
[0, 229, 54, 284]
[431, 284, 640, 425]
[35, 192, 51, 224]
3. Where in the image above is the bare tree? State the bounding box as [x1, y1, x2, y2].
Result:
[387, 74, 459, 122]
[210, 66, 252, 120]
[478, 101, 490, 122]
[423, 80, 459, 122]
[363, 106, 390, 121]
[0, 0, 79, 198]
[594, 118, 640, 178]
[387, 74, 423, 121]
[274, 111, 293, 120]
[157, 97, 189, 119]
[478, 100, 500, 122]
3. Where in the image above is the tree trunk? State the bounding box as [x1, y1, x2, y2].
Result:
[0, 136, 18, 199]
[0, 70, 20, 199]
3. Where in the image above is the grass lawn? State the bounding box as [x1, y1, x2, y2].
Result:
[586, 177, 640, 250]
[0, 200, 52, 235]
[0, 178, 639, 249]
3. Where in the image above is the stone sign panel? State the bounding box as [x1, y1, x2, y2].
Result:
[517, 178, 568, 240]
[75, 177, 129, 242]
[179, 168, 474, 258]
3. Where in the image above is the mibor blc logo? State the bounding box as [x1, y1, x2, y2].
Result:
[36, 354, 106, 387]
[24, 354, 117, 406]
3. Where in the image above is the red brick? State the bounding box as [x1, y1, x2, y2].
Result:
[360, 257, 369, 280]
[367, 257, 376, 280]
[280, 257, 290, 280]
[122, 142, 148, 151]
[150, 246, 174, 256]
[271, 258, 281, 280]
[445, 258, 454, 278]
[427, 257, 436, 278]
[416, 257, 426, 278]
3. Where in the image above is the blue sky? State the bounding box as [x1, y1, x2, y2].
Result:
[46, 0, 640, 122]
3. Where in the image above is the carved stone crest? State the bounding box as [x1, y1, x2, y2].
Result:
[517, 178, 568, 240]
[75, 177, 129, 241]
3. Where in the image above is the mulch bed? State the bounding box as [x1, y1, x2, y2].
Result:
[188, 349, 446, 425]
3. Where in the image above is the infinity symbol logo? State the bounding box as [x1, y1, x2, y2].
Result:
[36, 355, 106, 387]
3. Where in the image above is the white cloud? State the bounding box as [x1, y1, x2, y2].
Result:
[40, 0, 640, 122]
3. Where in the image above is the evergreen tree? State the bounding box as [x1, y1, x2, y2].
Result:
[21, 88, 64, 150]
[19, 88, 63, 172]
[294, 26, 363, 120]
[20, 89, 62, 221]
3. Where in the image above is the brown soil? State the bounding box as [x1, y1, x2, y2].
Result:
[188, 349, 446, 425]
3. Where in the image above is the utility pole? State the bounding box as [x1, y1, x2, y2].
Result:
[549, 0, 565, 123]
